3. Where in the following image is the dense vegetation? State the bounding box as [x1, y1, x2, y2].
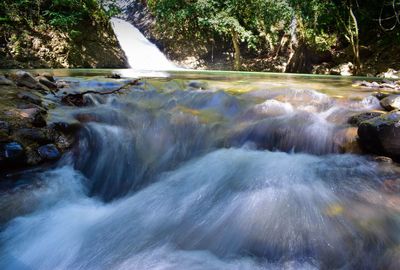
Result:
[0, 0, 118, 37]
[0, 0, 126, 68]
[144, 0, 400, 73]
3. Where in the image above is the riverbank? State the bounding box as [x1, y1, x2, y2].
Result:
[0, 71, 75, 177]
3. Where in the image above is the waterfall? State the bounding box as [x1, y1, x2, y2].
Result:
[111, 17, 178, 71]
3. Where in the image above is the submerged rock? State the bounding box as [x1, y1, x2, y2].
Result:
[358, 111, 400, 157]
[0, 76, 14, 86]
[37, 144, 60, 161]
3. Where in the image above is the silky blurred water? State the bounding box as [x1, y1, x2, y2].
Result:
[0, 71, 399, 270]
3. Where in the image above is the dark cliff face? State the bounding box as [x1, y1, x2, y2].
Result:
[0, 20, 128, 69]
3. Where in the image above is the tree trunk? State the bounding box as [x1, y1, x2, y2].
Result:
[231, 29, 241, 71]
[285, 39, 312, 73]
[349, 6, 361, 74]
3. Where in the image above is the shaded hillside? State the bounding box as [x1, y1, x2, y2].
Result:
[0, 0, 127, 68]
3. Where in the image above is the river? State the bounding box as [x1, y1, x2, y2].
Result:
[0, 70, 400, 269]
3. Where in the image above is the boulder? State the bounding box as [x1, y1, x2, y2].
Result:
[38, 72, 55, 82]
[16, 108, 47, 127]
[37, 76, 58, 90]
[378, 69, 399, 79]
[348, 112, 385, 126]
[37, 144, 60, 161]
[358, 111, 400, 157]
[373, 92, 390, 100]
[380, 95, 400, 111]
[56, 80, 69, 89]
[0, 142, 25, 163]
[13, 70, 49, 91]
[106, 72, 121, 79]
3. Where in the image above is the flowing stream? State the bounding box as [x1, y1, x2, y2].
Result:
[1, 70, 400, 269]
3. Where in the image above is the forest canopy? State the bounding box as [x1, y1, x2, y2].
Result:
[145, 0, 400, 73]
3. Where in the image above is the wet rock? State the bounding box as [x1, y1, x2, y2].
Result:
[55, 134, 74, 150]
[0, 121, 10, 134]
[378, 68, 399, 79]
[380, 95, 400, 111]
[56, 80, 69, 89]
[15, 128, 54, 144]
[25, 147, 43, 165]
[358, 111, 400, 157]
[0, 76, 14, 86]
[348, 112, 385, 126]
[37, 144, 60, 161]
[38, 72, 55, 82]
[374, 156, 393, 163]
[334, 127, 360, 153]
[37, 76, 58, 90]
[13, 70, 48, 91]
[373, 92, 390, 100]
[188, 81, 206, 89]
[16, 108, 47, 127]
[382, 179, 400, 194]
[17, 91, 42, 105]
[106, 72, 121, 79]
[0, 142, 25, 163]
[50, 121, 81, 134]
[353, 81, 380, 89]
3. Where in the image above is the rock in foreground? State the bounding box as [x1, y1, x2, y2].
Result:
[358, 111, 400, 158]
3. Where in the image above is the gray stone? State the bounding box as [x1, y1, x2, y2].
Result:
[14, 70, 49, 91]
[380, 95, 400, 111]
[37, 76, 58, 90]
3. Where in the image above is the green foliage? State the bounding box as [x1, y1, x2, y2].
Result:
[147, 0, 395, 56]
[0, 0, 115, 31]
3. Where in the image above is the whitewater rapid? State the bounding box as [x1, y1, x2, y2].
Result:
[1, 75, 400, 269]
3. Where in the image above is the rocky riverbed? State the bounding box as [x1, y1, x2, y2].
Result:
[2, 70, 400, 183]
[0, 71, 77, 177]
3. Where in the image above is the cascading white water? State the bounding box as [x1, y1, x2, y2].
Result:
[2, 74, 400, 269]
[111, 18, 178, 71]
